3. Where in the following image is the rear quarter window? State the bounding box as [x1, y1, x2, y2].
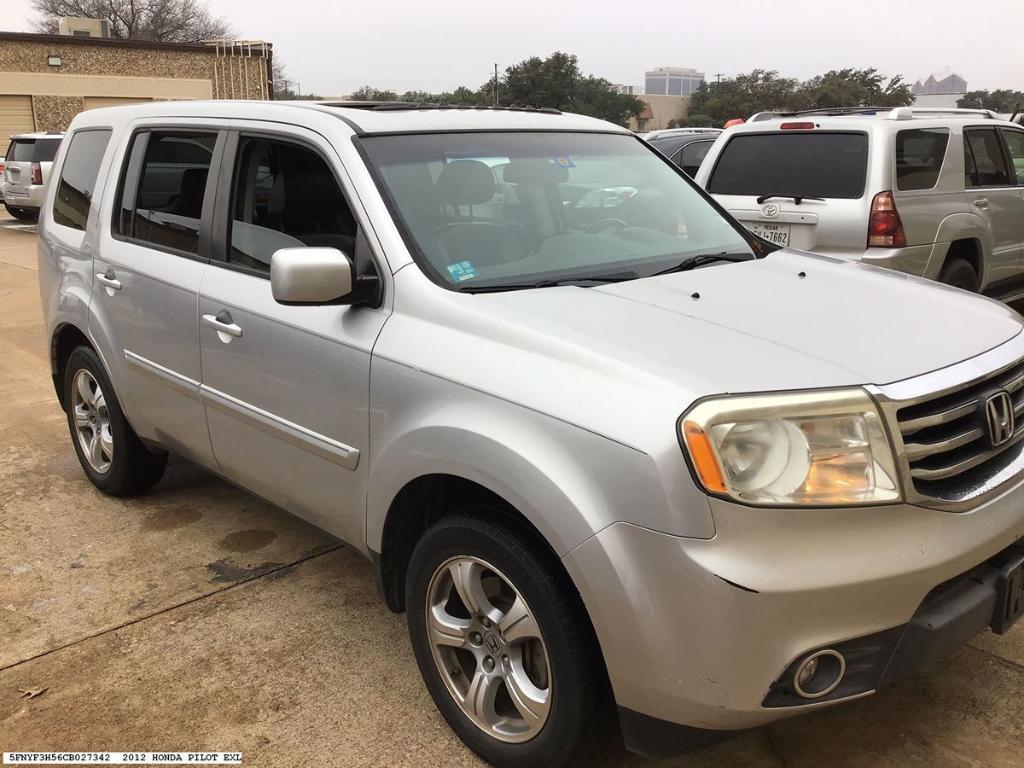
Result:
[895, 128, 950, 191]
[707, 131, 869, 199]
[52, 130, 112, 231]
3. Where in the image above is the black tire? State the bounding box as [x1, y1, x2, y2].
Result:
[4, 204, 38, 221]
[406, 513, 611, 768]
[63, 345, 167, 495]
[939, 256, 980, 292]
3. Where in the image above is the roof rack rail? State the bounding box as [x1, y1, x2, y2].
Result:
[886, 106, 1000, 120]
[317, 100, 561, 115]
[776, 106, 894, 117]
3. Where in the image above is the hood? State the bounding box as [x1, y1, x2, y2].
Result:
[385, 250, 1022, 451]
[591, 249, 1022, 386]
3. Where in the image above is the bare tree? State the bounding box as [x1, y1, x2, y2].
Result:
[32, 0, 233, 43]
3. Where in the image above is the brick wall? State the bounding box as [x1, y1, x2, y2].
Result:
[32, 96, 82, 132]
[0, 35, 270, 131]
[0, 38, 268, 95]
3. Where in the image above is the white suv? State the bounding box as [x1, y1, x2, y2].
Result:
[3, 132, 64, 220]
[696, 107, 1024, 294]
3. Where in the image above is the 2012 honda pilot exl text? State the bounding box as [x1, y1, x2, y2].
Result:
[38, 102, 1024, 767]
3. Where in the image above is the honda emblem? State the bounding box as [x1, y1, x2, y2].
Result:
[985, 391, 1015, 447]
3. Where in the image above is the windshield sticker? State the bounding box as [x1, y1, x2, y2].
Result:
[551, 156, 576, 168]
[446, 261, 478, 282]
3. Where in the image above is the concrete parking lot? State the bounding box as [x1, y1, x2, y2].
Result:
[1, 212, 1023, 767]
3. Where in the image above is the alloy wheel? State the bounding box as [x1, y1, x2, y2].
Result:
[426, 555, 552, 743]
[71, 369, 113, 473]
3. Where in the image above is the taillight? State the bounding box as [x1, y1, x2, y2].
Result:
[31, 162, 42, 185]
[867, 191, 906, 248]
[780, 121, 815, 130]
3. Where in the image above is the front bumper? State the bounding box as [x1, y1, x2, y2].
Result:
[562, 480, 1024, 748]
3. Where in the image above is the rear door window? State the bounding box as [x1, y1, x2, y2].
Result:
[678, 140, 713, 176]
[707, 132, 869, 199]
[117, 131, 217, 253]
[964, 128, 1011, 188]
[1000, 129, 1024, 185]
[895, 128, 949, 191]
[52, 129, 112, 231]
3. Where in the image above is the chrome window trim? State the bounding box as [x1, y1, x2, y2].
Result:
[868, 330, 1024, 512]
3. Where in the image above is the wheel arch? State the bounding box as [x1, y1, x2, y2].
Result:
[941, 237, 984, 283]
[50, 322, 94, 409]
[929, 213, 989, 284]
[373, 472, 561, 613]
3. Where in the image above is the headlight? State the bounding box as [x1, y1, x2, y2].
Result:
[681, 388, 901, 506]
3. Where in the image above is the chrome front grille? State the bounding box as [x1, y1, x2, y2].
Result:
[895, 358, 1024, 501]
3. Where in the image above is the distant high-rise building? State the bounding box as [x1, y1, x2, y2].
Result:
[644, 67, 705, 96]
[612, 84, 643, 96]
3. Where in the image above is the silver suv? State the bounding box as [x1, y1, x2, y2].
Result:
[696, 107, 1024, 294]
[3, 132, 63, 220]
[38, 102, 1024, 767]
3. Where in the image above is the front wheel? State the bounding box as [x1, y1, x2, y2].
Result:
[406, 513, 610, 768]
[63, 346, 167, 495]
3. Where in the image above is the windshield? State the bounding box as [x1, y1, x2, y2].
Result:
[360, 131, 755, 290]
[707, 131, 868, 199]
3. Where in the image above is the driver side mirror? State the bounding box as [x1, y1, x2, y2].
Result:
[271, 247, 358, 305]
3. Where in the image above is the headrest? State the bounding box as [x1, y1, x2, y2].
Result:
[269, 170, 345, 219]
[435, 160, 496, 205]
[177, 167, 208, 217]
[502, 159, 569, 185]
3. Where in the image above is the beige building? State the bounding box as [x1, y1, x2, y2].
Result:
[0, 28, 272, 139]
[630, 94, 692, 132]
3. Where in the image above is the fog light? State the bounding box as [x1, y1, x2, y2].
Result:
[793, 650, 845, 699]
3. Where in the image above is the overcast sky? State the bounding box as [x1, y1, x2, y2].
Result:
[7, 0, 1024, 96]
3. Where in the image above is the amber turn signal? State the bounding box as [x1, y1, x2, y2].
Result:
[682, 420, 727, 494]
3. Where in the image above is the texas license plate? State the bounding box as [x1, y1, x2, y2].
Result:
[746, 222, 791, 247]
[993, 552, 1024, 634]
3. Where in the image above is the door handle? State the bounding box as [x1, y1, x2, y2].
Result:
[973, 198, 990, 210]
[96, 269, 122, 290]
[202, 310, 243, 339]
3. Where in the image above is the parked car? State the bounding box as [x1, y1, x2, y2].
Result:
[642, 127, 721, 141]
[2, 132, 63, 220]
[695, 107, 1024, 294]
[0, 155, 4, 203]
[40, 102, 1024, 768]
[646, 129, 722, 176]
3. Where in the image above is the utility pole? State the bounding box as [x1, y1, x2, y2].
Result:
[715, 73, 723, 86]
[494, 62, 499, 105]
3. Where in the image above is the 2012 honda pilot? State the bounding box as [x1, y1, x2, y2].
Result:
[38, 101, 1024, 767]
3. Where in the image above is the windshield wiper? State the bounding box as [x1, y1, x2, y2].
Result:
[463, 271, 640, 292]
[651, 252, 756, 276]
[755, 193, 825, 205]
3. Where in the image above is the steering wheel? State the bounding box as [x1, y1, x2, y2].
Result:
[585, 218, 629, 235]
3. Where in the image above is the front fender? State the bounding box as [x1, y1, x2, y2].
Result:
[366, 358, 715, 557]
